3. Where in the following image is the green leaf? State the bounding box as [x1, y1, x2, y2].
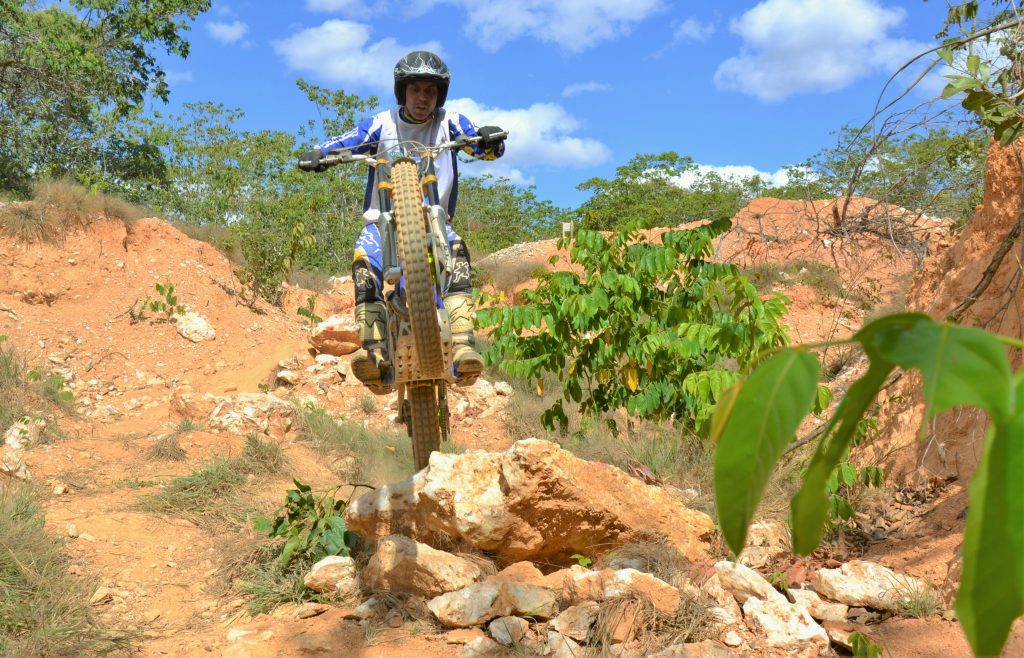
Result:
[936, 48, 953, 65]
[966, 53, 980, 75]
[866, 317, 1012, 422]
[714, 349, 819, 555]
[941, 75, 980, 99]
[955, 375, 1024, 657]
[252, 516, 273, 533]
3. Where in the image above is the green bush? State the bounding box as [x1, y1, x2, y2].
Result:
[479, 217, 789, 435]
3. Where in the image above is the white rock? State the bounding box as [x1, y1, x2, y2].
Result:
[456, 636, 506, 658]
[743, 597, 829, 657]
[173, 311, 216, 342]
[1, 447, 31, 480]
[428, 582, 558, 628]
[303, 555, 358, 597]
[4, 417, 44, 449]
[493, 381, 514, 396]
[276, 370, 300, 386]
[714, 560, 786, 605]
[787, 587, 849, 622]
[552, 601, 599, 641]
[362, 535, 482, 598]
[812, 560, 927, 612]
[547, 631, 584, 658]
[702, 573, 743, 624]
[487, 615, 529, 646]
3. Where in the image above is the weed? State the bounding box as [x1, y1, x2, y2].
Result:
[175, 418, 200, 433]
[0, 179, 145, 244]
[570, 553, 593, 567]
[296, 404, 412, 483]
[236, 434, 288, 476]
[822, 346, 859, 382]
[849, 631, 885, 657]
[254, 480, 353, 567]
[297, 295, 323, 327]
[114, 478, 157, 489]
[288, 269, 334, 293]
[0, 484, 131, 655]
[147, 433, 187, 461]
[359, 395, 375, 414]
[896, 579, 941, 619]
[0, 336, 68, 443]
[591, 589, 715, 655]
[149, 282, 184, 321]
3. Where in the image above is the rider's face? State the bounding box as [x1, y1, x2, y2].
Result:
[405, 80, 439, 121]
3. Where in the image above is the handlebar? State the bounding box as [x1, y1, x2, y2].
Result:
[300, 131, 509, 171]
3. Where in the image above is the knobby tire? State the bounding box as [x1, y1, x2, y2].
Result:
[392, 159, 444, 377]
[409, 384, 441, 471]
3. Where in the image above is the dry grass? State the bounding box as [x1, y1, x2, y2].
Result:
[596, 537, 691, 589]
[590, 589, 716, 656]
[288, 269, 335, 293]
[295, 403, 412, 484]
[0, 483, 132, 655]
[170, 220, 244, 265]
[0, 179, 148, 244]
[147, 433, 187, 461]
[0, 336, 71, 443]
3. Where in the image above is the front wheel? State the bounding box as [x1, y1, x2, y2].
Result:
[408, 383, 442, 471]
[392, 159, 444, 378]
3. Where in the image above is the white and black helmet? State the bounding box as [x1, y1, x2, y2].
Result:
[394, 51, 451, 107]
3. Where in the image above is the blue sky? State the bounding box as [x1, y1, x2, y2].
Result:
[157, 0, 954, 209]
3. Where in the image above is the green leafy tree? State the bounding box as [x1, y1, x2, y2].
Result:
[479, 217, 790, 435]
[0, 0, 211, 195]
[454, 174, 566, 256]
[576, 152, 765, 233]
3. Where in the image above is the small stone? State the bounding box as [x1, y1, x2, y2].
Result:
[66, 523, 79, 538]
[445, 628, 486, 645]
[90, 586, 113, 605]
[78, 532, 97, 542]
[722, 630, 742, 647]
[487, 616, 529, 646]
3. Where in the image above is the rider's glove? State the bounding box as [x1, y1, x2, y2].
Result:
[477, 126, 506, 148]
[297, 149, 325, 172]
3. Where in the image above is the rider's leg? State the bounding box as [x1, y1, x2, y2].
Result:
[350, 224, 390, 394]
[443, 225, 483, 385]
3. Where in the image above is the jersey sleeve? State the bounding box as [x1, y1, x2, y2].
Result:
[448, 112, 505, 161]
[315, 116, 382, 155]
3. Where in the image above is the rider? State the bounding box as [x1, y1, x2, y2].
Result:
[298, 51, 506, 393]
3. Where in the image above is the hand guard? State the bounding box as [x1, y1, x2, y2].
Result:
[297, 149, 325, 172]
[477, 126, 506, 148]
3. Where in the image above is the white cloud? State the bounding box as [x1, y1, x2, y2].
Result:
[674, 18, 715, 43]
[206, 20, 249, 45]
[561, 82, 612, 98]
[670, 163, 793, 189]
[446, 97, 612, 182]
[714, 0, 928, 101]
[304, 0, 387, 19]
[164, 70, 194, 85]
[272, 21, 441, 91]
[417, 0, 664, 52]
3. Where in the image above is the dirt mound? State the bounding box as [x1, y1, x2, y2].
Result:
[861, 139, 1023, 486]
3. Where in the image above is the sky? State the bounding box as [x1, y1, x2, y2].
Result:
[156, 0, 956, 209]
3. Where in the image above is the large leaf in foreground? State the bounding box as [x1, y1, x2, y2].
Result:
[865, 316, 1013, 422]
[955, 375, 1024, 657]
[713, 349, 819, 555]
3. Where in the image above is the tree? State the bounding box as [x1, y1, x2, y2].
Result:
[0, 0, 212, 195]
[576, 152, 760, 233]
[453, 174, 566, 257]
[479, 217, 790, 436]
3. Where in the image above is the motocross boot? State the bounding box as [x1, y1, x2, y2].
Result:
[350, 302, 391, 395]
[444, 292, 483, 385]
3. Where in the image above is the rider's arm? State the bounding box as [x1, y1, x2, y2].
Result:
[316, 116, 382, 155]
[448, 112, 505, 160]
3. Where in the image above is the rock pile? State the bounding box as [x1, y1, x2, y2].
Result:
[233, 439, 931, 657]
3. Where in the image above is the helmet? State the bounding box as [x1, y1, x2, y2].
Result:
[394, 51, 450, 107]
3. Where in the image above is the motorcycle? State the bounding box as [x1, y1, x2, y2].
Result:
[300, 131, 507, 471]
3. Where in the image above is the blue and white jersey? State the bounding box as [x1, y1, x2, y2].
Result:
[316, 107, 503, 220]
